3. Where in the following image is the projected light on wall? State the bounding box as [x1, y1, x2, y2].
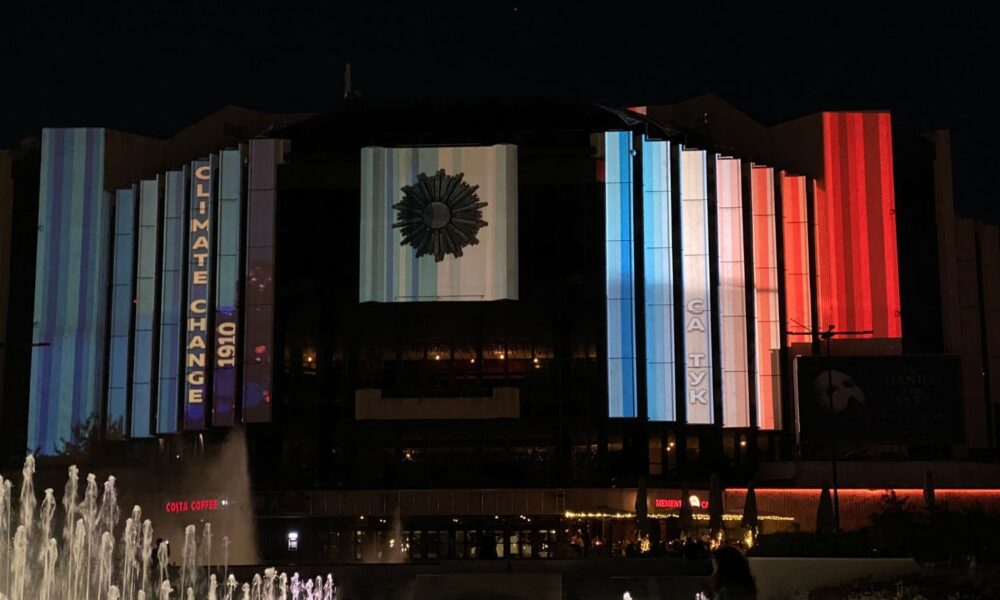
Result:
[360, 144, 518, 302]
[781, 172, 812, 345]
[184, 158, 214, 430]
[751, 167, 782, 430]
[157, 169, 186, 434]
[605, 131, 637, 418]
[131, 178, 161, 437]
[29, 128, 110, 454]
[243, 139, 285, 424]
[814, 112, 901, 339]
[715, 156, 749, 428]
[642, 136, 675, 422]
[107, 187, 136, 439]
[213, 148, 244, 427]
[681, 149, 713, 425]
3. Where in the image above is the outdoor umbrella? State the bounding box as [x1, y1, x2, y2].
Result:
[923, 468, 936, 510]
[635, 476, 649, 538]
[708, 473, 724, 539]
[679, 482, 694, 536]
[816, 482, 836, 535]
[741, 482, 759, 536]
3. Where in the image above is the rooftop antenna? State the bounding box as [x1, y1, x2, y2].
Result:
[344, 63, 352, 99]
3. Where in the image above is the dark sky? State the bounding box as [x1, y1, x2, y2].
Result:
[2, 3, 996, 218]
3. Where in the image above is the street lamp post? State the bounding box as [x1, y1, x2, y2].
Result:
[788, 324, 871, 532]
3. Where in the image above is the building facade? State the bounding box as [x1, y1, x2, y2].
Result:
[7, 97, 1000, 561]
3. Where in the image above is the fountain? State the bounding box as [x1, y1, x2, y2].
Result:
[0, 456, 335, 600]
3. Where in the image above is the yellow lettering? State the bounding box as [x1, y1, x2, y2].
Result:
[187, 388, 204, 404]
[193, 236, 209, 250]
[191, 219, 208, 233]
[195, 166, 211, 181]
[187, 352, 206, 368]
[187, 371, 204, 386]
[188, 317, 207, 332]
[189, 336, 206, 350]
[193, 270, 208, 284]
[190, 299, 207, 314]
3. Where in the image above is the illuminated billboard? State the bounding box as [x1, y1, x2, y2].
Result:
[795, 355, 961, 443]
[642, 136, 675, 421]
[680, 149, 713, 425]
[715, 156, 749, 428]
[751, 167, 782, 430]
[605, 131, 637, 418]
[184, 158, 215, 430]
[359, 144, 518, 302]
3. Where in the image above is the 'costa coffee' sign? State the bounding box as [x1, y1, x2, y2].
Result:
[165, 499, 220, 513]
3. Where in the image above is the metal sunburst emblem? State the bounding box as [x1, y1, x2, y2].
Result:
[393, 169, 488, 262]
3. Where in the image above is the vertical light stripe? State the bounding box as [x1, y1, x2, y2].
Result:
[681, 148, 713, 424]
[184, 158, 213, 430]
[130, 178, 160, 437]
[716, 156, 749, 428]
[642, 136, 675, 421]
[751, 166, 782, 430]
[28, 128, 108, 453]
[213, 147, 244, 426]
[107, 188, 135, 438]
[605, 131, 637, 418]
[782, 173, 813, 348]
[243, 139, 284, 423]
[157, 169, 186, 433]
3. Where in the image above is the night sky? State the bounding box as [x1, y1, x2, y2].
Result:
[2, 4, 996, 218]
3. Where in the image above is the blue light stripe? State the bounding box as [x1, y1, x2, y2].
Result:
[107, 188, 135, 438]
[29, 128, 109, 453]
[130, 178, 160, 437]
[157, 169, 185, 433]
[642, 136, 675, 421]
[605, 131, 637, 418]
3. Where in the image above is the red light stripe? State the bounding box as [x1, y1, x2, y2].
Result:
[848, 114, 873, 333]
[813, 112, 901, 340]
[863, 113, 888, 337]
[878, 113, 902, 337]
[752, 167, 781, 429]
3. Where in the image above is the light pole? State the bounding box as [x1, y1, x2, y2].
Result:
[788, 324, 871, 532]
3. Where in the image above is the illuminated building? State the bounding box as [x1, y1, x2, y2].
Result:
[5, 96, 1000, 561]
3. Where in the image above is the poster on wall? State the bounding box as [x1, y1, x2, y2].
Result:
[794, 355, 962, 443]
[359, 145, 518, 302]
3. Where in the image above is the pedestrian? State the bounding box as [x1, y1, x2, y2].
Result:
[706, 546, 757, 600]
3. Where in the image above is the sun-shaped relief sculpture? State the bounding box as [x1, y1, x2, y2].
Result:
[393, 169, 488, 262]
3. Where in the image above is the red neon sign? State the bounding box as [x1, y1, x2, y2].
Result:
[655, 498, 709, 510]
[165, 499, 219, 513]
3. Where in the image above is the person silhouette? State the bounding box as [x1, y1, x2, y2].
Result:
[707, 546, 757, 600]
